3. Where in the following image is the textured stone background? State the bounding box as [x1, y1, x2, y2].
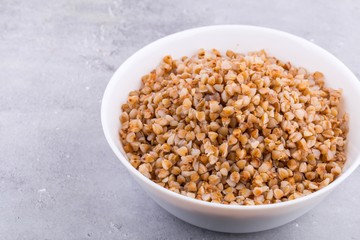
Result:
[1, 0, 360, 239]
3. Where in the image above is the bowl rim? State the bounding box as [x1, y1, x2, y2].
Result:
[101, 25, 360, 210]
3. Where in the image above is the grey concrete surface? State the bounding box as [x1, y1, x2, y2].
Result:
[1, 0, 360, 239]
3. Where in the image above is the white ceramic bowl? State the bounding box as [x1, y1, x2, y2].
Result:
[101, 25, 360, 233]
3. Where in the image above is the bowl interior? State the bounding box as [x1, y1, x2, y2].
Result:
[102, 25, 360, 188]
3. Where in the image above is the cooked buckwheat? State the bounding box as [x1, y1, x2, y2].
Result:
[119, 49, 348, 205]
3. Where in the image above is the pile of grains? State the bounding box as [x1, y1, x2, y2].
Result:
[119, 49, 348, 205]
